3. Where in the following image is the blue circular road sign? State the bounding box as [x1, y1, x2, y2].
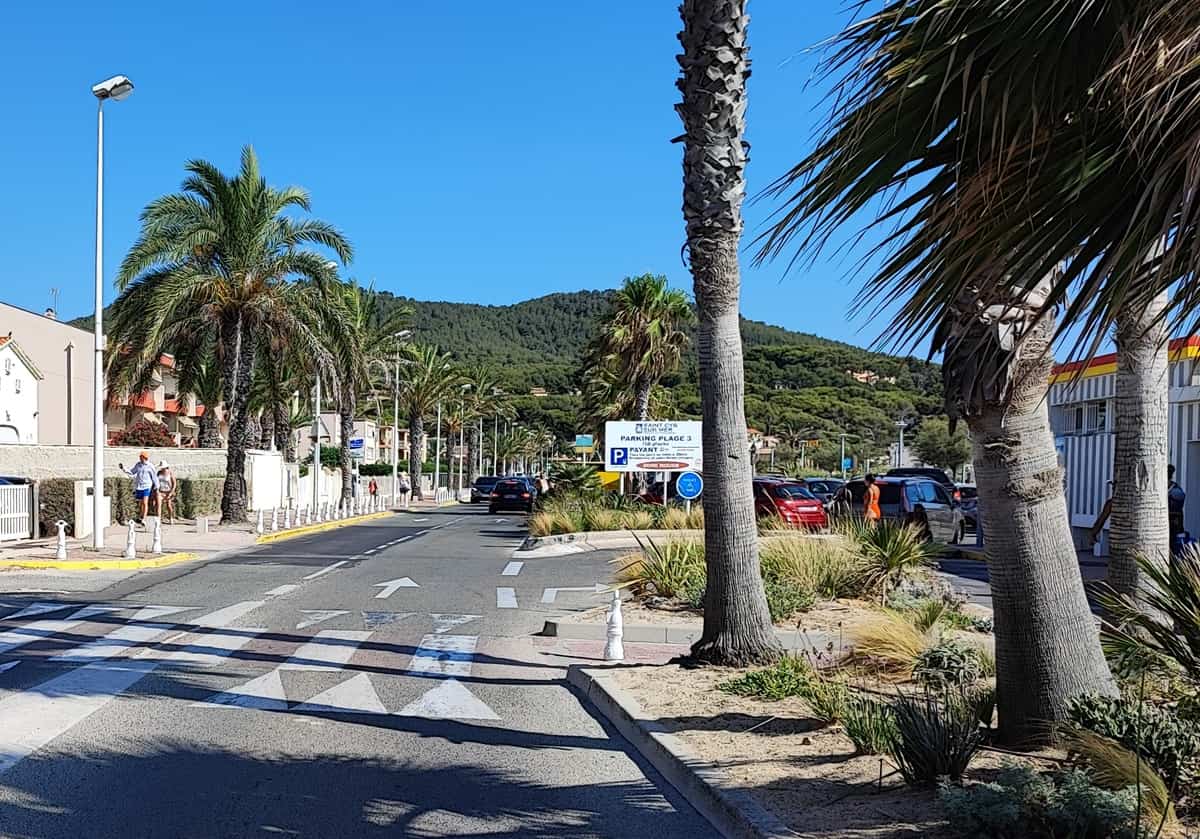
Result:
[676, 471, 704, 500]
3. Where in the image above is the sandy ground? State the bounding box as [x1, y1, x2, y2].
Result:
[612, 664, 1017, 839]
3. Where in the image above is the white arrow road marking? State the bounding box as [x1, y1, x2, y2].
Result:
[397, 679, 499, 721]
[302, 561, 348, 581]
[294, 673, 387, 715]
[280, 630, 372, 672]
[430, 614, 480, 634]
[540, 583, 607, 604]
[408, 634, 477, 677]
[362, 611, 413, 630]
[0, 602, 268, 773]
[496, 588, 517, 609]
[0, 661, 20, 675]
[296, 610, 350, 630]
[264, 584, 299, 598]
[501, 561, 523, 576]
[0, 606, 122, 656]
[374, 577, 419, 599]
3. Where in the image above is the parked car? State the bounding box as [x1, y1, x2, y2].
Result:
[488, 478, 535, 514]
[471, 476, 501, 503]
[957, 483, 978, 533]
[801, 478, 844, 506]
[886, 467, 961, 502]
[837, 476, 964, 543]
[753, 478, 827, 529]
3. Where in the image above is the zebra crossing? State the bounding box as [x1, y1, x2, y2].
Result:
[0, 600, 500, 774]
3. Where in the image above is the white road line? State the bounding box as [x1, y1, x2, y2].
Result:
[430, 614, 480, 634]
[496, 587, 517, 609]
[363, 549, 378, 555]
[501, 561, 523, 576]
[51, 622, 173, 664]
[280, 630, 372, 672]
[162, 626, 264, 667]
[0, 605, 121, 656]
[192, 601, 264, 628]
[412, 518, 430, 523]
[407, 634, 477, 677]
[0, 601, 268, 774]
[541, 584, 606, 604]
[294, 673, 387, 715]
[5, 602, 73, 620]
[264, 584, 299, 598]
[296, 610, 350, 630]
[302, 561, 348, 581]
[396, 678, 499, 720]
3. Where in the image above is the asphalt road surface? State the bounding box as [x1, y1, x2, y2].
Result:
[0, 507, 714, 838]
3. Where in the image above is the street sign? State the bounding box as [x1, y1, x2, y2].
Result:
[349, 437, 365, 459]
[574, 434, 594, 449]
[604, 420, 702, 473]
[842, 456, 854, 471]
[676, 471, 704, 500]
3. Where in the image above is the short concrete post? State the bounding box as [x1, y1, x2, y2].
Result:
[270, 508, 279, 532]
[55, 520, 68, 560]
[603, 590, 624, 661]
[198, 517, 209, 534]
[255, 509, 264, 535]
[284, 507, 293, 529]
[151, 516, 163, 555]
[123, 519, 137, 560]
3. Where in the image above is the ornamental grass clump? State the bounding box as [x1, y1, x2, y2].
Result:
[611, 538, 705, 599]
[887, 692, 983, 786]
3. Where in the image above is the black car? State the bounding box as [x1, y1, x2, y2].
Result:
[488, 478, 535, 513]
[837, 476, 964, 543]
[886, 467, 960, 502]
[801, 478, 844, 505]
[471, 476, 501, 503]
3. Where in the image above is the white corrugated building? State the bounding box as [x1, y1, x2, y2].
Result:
[1050, 337, 1200, 551]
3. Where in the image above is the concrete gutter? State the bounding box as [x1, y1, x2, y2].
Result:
[568, 665, 795, 839]
[254, 511, 393, 544]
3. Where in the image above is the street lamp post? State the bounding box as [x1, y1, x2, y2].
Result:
[458, 384, 471, 497]
[389, 330, 411, 504]
[433, 401, 442, 495]
[312, 377, 321, 511]
[894, 419, 908, 468]
[90, 74, 134, 550]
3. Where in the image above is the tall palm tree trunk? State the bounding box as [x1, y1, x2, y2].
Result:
[1108, 292, 1170, 597]
[198, 409, 220, 448]
[408, 412, 425, 500]
[954, 294, 1116, 746]
[275, 402, 293, 462]
[468, 422, 481, 484]
[220, 315, 255, 523]
[339, 393, 355, 505]
[679, 0, 780, 666]
[260, 409, 274, 450]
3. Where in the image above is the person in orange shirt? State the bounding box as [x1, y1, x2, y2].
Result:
[863, 473, 882, 521]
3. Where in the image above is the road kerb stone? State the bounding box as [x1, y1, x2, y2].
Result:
[254, 511, 393, 544]
[567, 665, 794, 839]
[0, 551, 199, 571]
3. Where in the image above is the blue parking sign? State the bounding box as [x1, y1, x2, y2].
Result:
[610, 448, 628, 467]
[676, 471, 703, 500]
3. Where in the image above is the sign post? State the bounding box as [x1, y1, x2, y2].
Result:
[675, 470, 704, 515]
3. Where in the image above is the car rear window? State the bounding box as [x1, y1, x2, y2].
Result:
[496, 481, 525, 491]
[772, 484, 817, 500]
[474, 477, 498, 486]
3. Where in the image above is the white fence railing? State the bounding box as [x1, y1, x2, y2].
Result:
[0, 484, 33, 542]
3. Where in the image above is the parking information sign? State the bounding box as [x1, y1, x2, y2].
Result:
[604, 421, 702, 473]
[349, 437, 365, 459]
[676, 471, 703, 500]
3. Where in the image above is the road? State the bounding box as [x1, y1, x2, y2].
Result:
[0, 507, 713, 838]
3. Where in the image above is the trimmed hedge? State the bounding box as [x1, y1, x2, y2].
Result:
[37, 475, 225, 536]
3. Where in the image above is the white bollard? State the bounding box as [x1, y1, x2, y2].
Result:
[55, 520, 68, 560]
[285, 507, 293, 529]
[270, 508, 279, 532]
[603, 590, 624, 661]
[151, 516, 163, 554]
[123, 519, 137, 560]
[198, 516, 209, 534]
[256, 509, 264, 535]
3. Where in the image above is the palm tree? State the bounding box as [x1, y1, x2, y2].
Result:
[113, 146, 351, 522]
[677, 1, 781, 666]
[587, 274, 693, 422]
[463, 365, 501, 483]
[745, 1, 1200, 742]
[398, 346, 460, 499]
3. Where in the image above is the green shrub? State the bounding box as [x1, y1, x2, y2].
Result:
[763, 578, 816, 621]
[938, 766, 1141, 838]
[176, 477, 224, 519]
[36, 478, 77, 536]
[759, 535, 866, 600]
[887, 693, 983, 785]
[843, 520, 938, 601]
[612, 538, 705, 599]
[718, 656, 812, 701]
[913, 638, 984, 692]
[357, 462, 393, 476]
[842, 697, 898, 755]
[110, 419, 176, 448]
[1067, 694, 1200, 791]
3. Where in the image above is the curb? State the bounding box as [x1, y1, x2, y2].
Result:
[545, 620, 819, 651]
[0, 551, 199, 571]
[567, 665, 794, 839]
[255, 511, 393, 544]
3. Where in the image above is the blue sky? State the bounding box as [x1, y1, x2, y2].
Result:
[0, 2, 896, 347]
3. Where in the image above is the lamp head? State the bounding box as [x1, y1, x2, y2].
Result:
[92, 75, 134, 101]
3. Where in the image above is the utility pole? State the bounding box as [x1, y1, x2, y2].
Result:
[434, 402, 442, 494]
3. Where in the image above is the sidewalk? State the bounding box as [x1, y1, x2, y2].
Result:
[0, 519, 258, 570]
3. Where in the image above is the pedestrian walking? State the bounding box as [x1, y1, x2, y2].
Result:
[368, 477, 379, 498]
[119, 451, 160, 525]
[156, 461, 176, 524]
[1170, 464, 1187, 550]
[398, 471, 411, 506]
[863, 473, 882, 522]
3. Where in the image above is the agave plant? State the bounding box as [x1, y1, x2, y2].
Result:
[845, 520, 939, 604]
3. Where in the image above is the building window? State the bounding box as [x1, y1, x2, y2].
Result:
[1086, 401, 1107, 433]
[1073, 406, 1085, 434]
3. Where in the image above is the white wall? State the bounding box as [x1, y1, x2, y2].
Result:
[0, 444, 228, 480]
[0, 345, 38, 444]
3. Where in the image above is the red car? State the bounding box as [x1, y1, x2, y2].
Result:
[753, 478, 827, 529]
